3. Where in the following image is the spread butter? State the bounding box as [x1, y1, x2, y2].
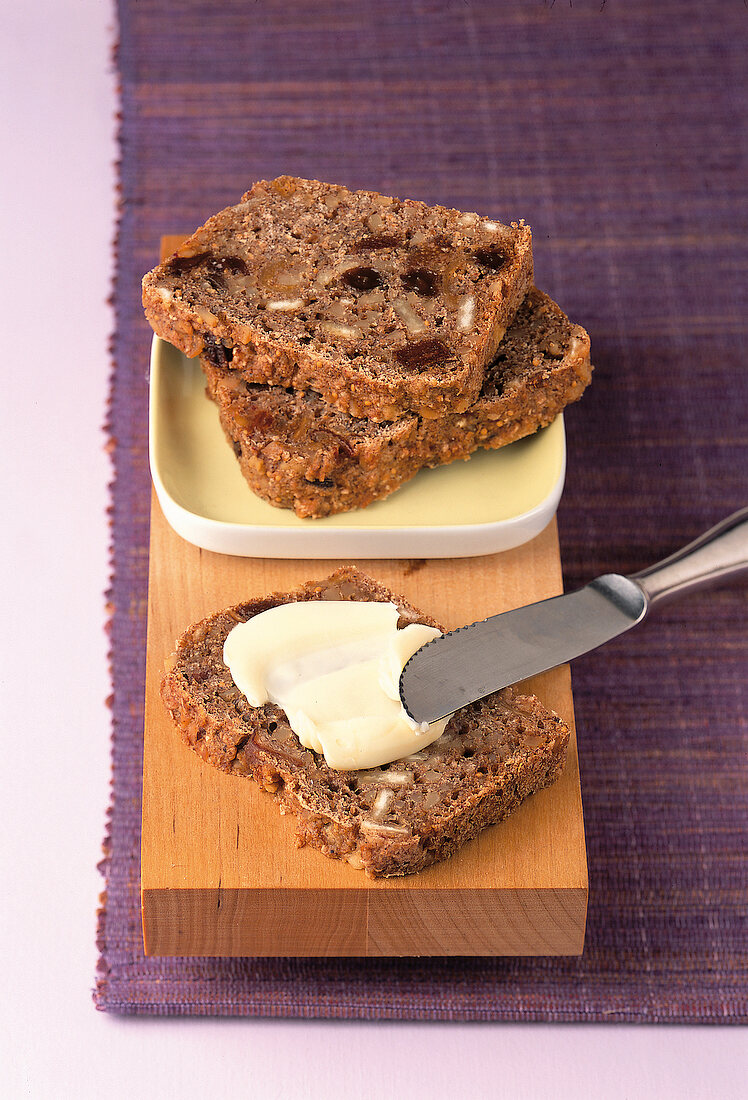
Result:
[223, 601, 448, 770]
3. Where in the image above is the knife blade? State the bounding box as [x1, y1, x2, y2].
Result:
[400, 507, 748, 725]
[399, 575, 647, 725]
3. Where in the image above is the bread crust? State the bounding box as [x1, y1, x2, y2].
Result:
[161, 567, 570, 878]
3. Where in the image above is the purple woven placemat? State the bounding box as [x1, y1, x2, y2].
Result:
[96, 0, 747, 1020]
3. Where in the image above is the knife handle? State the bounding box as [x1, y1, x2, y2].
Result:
[629, 507, 748, 609]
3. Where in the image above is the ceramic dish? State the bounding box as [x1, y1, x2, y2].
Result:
[148, 336, 566, 559]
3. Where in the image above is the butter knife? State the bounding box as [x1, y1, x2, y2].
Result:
[400, 507, 748, 725]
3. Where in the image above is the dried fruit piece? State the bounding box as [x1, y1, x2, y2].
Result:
[474, 245, 508, 271]
[271, 177, 297, 197]
[402, 268, 438, 297]
[202, 333, 233, 368]
[258, 258, 302, 290]
[164, 251, 213, 275]
[203, 260, 226, 291]
[341, 266, 384, 292]
[393, 338, 454, 372]
[165, 251, 248, 289]
[233, 407, 275, 436]
[353, 234, 402, 252]
[223, 256, 248, 275]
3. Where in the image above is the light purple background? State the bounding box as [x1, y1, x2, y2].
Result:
[1, 3, 745, 1096]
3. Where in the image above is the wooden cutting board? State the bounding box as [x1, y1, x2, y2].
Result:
[140, 237, 588, 958]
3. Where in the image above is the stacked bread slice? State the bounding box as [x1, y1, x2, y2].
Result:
[143, 178, 592, 517]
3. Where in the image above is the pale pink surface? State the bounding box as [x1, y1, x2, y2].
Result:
[0, 3, 745, 1097]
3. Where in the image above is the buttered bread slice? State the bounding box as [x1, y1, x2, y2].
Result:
[161, 568, 570, 878]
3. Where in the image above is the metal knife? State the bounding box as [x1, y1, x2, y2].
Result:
[400, 507, 748, 725]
